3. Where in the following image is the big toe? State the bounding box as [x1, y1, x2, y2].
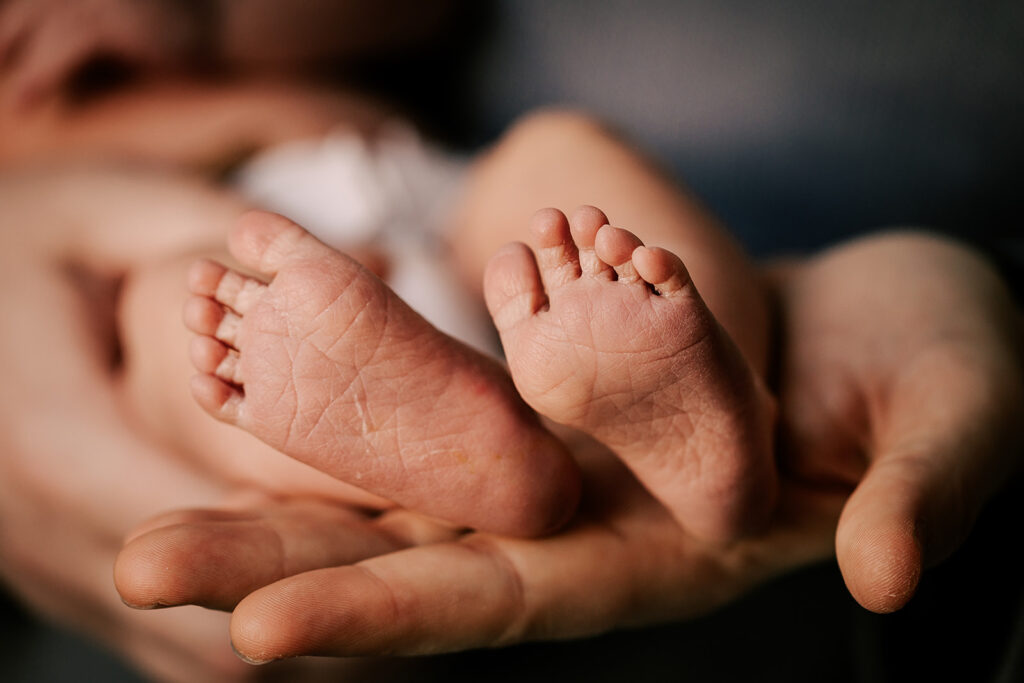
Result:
[530, 208, 582, 289]
[484, 242, 547, 332]
[228, 211, 335, 276]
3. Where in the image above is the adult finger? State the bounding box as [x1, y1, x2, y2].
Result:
[835, 342, 1023, 612]
[0, 491, 248, 682]
[229, 526, 663, 661]
[775, 233, 1024, 612]
[115, 502, 460, 611]
[226, 473, 840, 662]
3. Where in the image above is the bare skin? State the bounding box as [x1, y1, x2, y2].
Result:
[450, 111, 771, 377]
[485, 206, 776, 543]
[4, 76, 1018, 678]
[116, 231, 1024, 665]
[185, 210, 581, 537]
[0, 79, 389, 171]
[119, 431, 842, 662]
[0, 0, 458, 108]
[0, 166, 413, 682]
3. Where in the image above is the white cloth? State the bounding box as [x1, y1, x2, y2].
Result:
[233, 125, 499, 356]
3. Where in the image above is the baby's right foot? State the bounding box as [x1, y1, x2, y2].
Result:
[484, 206, 777, 543]
[184, 211, 580, 537]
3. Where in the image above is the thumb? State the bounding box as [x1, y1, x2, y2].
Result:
[836, 451, 945, 613]
[836, 349, 1022, 613]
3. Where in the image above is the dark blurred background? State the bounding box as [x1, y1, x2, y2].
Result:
[456, 1, 1022, 258]
[380, 0, 1023, 285]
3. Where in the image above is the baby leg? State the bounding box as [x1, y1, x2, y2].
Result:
[455, 111, 778, 542]
[452, 110, 770, 376]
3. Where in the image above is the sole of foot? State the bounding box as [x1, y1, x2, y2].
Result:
[483, 205, 777, 543]
[184, 211, 580, 537]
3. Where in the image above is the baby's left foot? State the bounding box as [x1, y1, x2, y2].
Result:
[484, 206, 777, 543]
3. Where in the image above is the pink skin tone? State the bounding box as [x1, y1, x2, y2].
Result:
[5, 87, 1010, 671]
[183, 210, 581, 538]
[114, 230, 1022, 665]
[484, 206, 777, 544]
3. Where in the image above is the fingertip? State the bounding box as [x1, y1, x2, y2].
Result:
[837, 510, 923, 613]
[230, 573, 344, 662]
[113, 552, 154, 610]
[114, 530, 180, 610]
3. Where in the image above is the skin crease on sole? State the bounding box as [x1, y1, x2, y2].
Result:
[484, 206, 778, 544]
[184, 210, 581, 538]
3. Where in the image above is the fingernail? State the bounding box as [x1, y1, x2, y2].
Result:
[230, 641, 274, 666]
[118, 596, 168, 610]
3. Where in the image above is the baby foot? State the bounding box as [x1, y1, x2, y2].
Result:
[184, 211, 580, 537]
[484, 206, 777, 543]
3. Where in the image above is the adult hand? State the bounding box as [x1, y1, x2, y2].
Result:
[0, 0, 205, 108]
[774, 232, 1024, 612]
[116, 231, 1023, 662]
[117, 429, 843, 661]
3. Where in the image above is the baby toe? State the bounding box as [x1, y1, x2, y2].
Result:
[190, 336, 242, 385]
[633, 246, 693, 296]
[484, 242, 547, 332]
[568, 205, 610, 248]
[530, 208, 581, 288]
[190, 374, 245, 425]
[595, 225, 645, 284]
[228, 211, 335, 277]
[183, 295, 227, 337]
[569, 205, 615, 279]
